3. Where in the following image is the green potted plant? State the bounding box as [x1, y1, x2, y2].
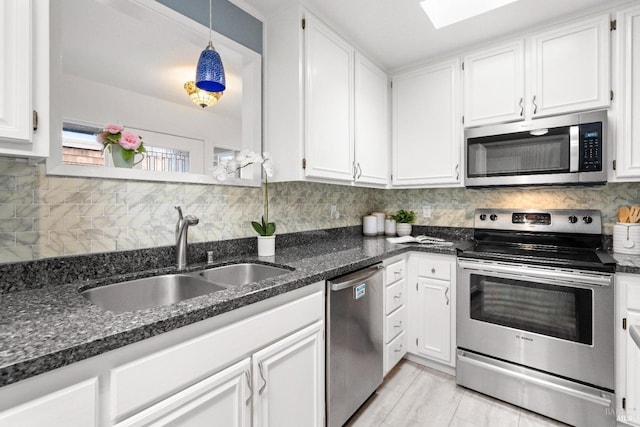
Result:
[213, 151, 276, 256]
[393, 209, 415, 236]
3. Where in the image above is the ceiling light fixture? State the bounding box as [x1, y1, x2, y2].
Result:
[420, 0, 519, 29]
[195, 0, 226, 92]
[184, 81, 222, 108]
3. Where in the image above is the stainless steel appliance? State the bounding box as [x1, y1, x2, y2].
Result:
[457, 209, 616, 427]
[326, 265, 384, 427]
[465, 110, 607, 187]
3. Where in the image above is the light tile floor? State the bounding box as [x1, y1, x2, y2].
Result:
[346, 360, 569, 427]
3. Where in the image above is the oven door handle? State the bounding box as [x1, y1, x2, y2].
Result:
[457, 351, 612, 408]
[457, 259, 612, 287]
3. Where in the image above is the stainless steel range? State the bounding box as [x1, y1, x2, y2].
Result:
[456, 209, 616, 427]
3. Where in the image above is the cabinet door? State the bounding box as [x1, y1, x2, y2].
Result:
[392, 58, 461, 186]
[616, 5, 640, 179]
[530, 14, 610, 118]
[252, 321, 324, 427]
[355, 53, 389, 185]
[463, 40, 525, 127]
[116, 359, 251, 427]
[0, 0, 32, 142]
[626, 312, 640, 427]
[304, 14, 355, 182]
[416, 277, 452, 364]
[0, 379, 97, 427]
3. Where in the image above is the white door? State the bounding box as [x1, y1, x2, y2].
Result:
[416, 277, 451, 364]
[0, 0, 32, 142]
[115, 359, 251, 427]
[392, 58, 461, 186]
[626, 312, 640, 426]
[463, 40, 525, 127]
[530, 14, 610, 118]
[616, 4, 640, 179]
[252, 321, 324, 427]
[304, 14, 354, 182]
[354, 52, 389, 185]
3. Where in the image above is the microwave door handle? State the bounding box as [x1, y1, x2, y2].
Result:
[569, 125, 579, 172]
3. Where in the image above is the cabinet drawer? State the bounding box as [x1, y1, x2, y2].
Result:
[385, 279, 406, 314]
[385, 304, 407, 343]
[386, 330, 407, 372]
[386, 260, 406, 286]
[417, 258, 451, 280]
[111, 290, 324, 421]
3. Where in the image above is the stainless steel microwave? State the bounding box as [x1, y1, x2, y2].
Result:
[464, 110, 607, 187]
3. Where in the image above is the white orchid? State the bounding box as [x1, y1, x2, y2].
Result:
[212, 151, 276, 236]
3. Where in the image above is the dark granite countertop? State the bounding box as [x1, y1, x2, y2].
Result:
[0, 232, 460, 388]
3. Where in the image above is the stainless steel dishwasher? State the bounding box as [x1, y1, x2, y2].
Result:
[326, 264, 384, 427]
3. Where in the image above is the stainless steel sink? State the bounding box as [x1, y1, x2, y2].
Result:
[81, 274, 227, 313]
[197, 263, 292, 286]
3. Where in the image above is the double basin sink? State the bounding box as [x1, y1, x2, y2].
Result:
[81, 263, 293, 313]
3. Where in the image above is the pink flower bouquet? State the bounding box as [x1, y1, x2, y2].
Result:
[97, 124, 146, 162]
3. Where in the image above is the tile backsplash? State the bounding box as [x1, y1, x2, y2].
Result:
[1, 155, 639, 263]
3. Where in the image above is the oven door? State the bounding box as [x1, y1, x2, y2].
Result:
[457, 258, 614, 390]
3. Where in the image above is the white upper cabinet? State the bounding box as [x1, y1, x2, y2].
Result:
[615, 4, 640, 180]
[304, 14, 355, 181]
[355, 53, 389, 185]
[530, 14, 610, 118]
[0, 0, 48, 159]
[463, 14, 610, 127]
[265, 8, 389, 186]
[392, 58, 462, 187]
[463, 41, 525, 127]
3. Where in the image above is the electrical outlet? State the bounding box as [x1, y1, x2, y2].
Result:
[422, 205, 431, 218]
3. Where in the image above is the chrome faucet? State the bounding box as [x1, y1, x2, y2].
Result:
[175, 206, 199, 269]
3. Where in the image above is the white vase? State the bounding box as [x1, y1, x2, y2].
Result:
[396, 223, 412, 237]
[257, 235, 276, 257]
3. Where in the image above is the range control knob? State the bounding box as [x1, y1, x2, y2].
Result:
[490, 214, 498, 221]
[479, 214, 487, 221]
[583, 216, 593, 224]
[568, 215, 578, 224]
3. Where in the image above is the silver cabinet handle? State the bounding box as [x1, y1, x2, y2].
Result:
[532, 95, 538, 115]
[455, 164, 459, 181]
[519, 97, 524, 116]
[258, 361, 267, 395]
[394, 321, 403, 328]
[352, 161, 357, 181]
[394, 344, 403, 353]
[393, 292, 402, 300]
[244, 370, 253, 406]
[444, 287, 449, 306]
[357, 162, 363, 179]
[431, 268, 436, 274]
[394, 270, 402, 276]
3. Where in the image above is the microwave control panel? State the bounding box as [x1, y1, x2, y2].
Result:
[579, 122, 602, 171]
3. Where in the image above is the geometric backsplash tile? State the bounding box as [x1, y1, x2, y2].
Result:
[0, 155, 638, 263]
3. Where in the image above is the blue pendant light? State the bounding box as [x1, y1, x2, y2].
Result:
[196, 0, 226, 92]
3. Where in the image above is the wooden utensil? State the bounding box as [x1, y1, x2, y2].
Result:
[629, 205, 640, 223]
[619, 206, 631, 223]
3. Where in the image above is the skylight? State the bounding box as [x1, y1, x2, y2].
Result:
[420, 0, 519, 29]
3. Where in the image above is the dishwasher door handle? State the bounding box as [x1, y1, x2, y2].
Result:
[330, 265, 383, 291]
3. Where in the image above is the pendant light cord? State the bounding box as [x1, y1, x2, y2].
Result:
[209, 0, 213, 43]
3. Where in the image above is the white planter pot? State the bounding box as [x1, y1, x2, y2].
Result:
[396, 223, 412, 237]
[257, 235, 276, 257]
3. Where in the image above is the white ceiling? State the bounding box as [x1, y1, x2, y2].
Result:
[245, 0, 624, 71]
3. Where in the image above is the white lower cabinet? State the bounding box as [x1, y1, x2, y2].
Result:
[252, 322, 324, 427]
[383, 257, 408, 375]
[0, 378, 97, 427]
[616, 273, 640, 427]
[116, 359, 251, 427]
[407, 253, 456, 370]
